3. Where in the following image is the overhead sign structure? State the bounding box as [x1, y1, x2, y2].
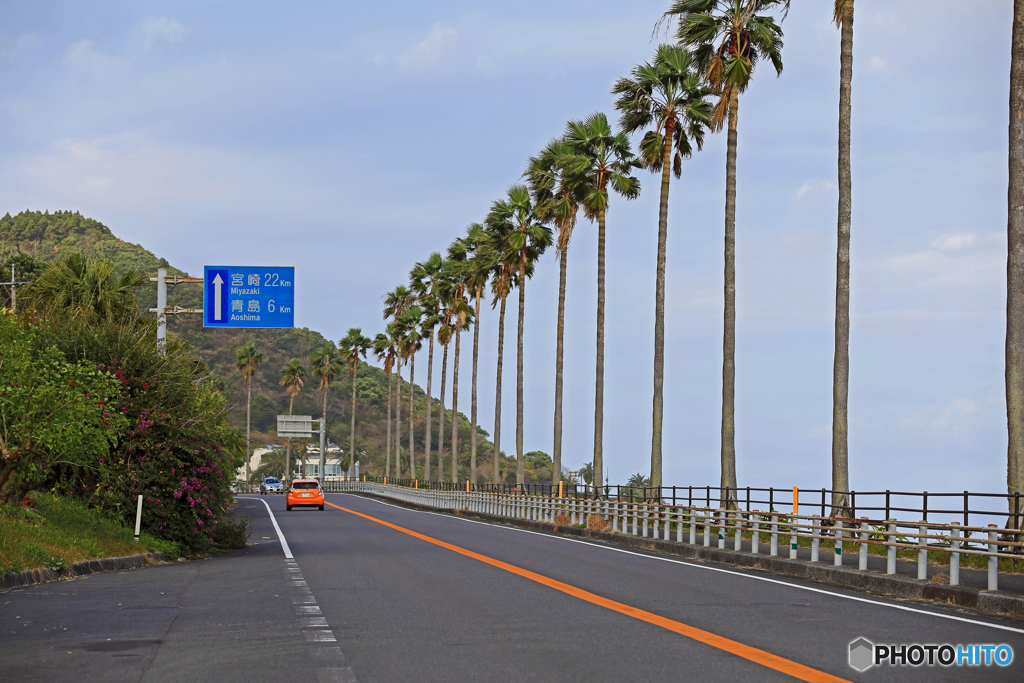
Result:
[204, 266, 294, 328]
[277, 415, 314, 438]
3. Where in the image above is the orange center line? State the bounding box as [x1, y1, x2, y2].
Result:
[324, 500, 850, 683]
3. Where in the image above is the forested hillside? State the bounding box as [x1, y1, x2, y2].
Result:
[0, 210, 511, 481]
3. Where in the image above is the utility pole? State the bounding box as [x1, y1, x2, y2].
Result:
[1, 266, 28, 313]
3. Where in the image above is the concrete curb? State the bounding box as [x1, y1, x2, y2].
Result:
[0, 552, 167, 591]
[349, 491, 1024, 622]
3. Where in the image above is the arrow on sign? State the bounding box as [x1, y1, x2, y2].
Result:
[212, 273, 224, 321]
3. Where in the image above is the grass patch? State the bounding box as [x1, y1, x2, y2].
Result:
[0, 492, 178, 576]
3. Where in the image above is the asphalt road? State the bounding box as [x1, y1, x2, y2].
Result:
[3, 492, 1024, 682]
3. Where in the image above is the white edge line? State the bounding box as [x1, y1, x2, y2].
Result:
[240, 496, 293, 559]
[329, 492, 1024, 636]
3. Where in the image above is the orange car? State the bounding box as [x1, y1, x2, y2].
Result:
[286, 479, 324, 511]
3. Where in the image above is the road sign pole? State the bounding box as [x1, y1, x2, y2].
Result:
[156, 268, 167, 356]
[319, 418, 326, 483]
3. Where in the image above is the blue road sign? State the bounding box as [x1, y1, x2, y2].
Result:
[204, 266, 294, 328]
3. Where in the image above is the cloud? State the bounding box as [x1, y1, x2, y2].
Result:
[132, 16, 186, 51]
[931, 233, 977, 251]
[375, 23, 457, 70]
[808, 425, 829, 437]
[791, 179, 834, 202]
[867, 55, 892, 74]
[898, 397, 980, 434]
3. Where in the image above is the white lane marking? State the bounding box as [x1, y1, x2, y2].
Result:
[240, 496, 293, 558]
[330, 493, 1024, 636]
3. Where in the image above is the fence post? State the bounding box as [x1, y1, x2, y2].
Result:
[751, 514, 760, 554]
[734, 513, 743, 551]
[677, 509, 684, 543]
[949, 523, 960, 586]
[664, 506, 671, 541]
[834, 519, 843, 566]
[988, 525, 999, 591]
[917, 522, 928, 580]
[810, 515, 820, 562]
[642, 504, 649, 537]
[887, 520, 897, 575]
[689, 510, 696, 545]
[703, 511, 710, 547]
[859, 518, 869, 571]
[770, 512, 779, 557]
[718, 509, 726, 549]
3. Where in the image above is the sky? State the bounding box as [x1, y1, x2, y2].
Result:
[0, 1, 1016, 496]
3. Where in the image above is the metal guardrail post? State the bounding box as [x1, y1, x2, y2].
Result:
[858, 518, 869, 571]
[770, 512, 779, 557]
[834, 519, 843, 567]
[751, 515, 760, 555]
[718, 509, 726, 549]
[642, 504, 649, 538]
[917, 522, 927, 580]
[811, 516, 820, 562]
[734, 513, 743, 552]
[949, 523, 960, 586]
[886, 520, 896, 575]
[988, 525, 999, 591]
[703, 511, 710, 547]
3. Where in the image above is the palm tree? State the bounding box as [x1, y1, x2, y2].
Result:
[526, 136, 580, 487]
[485, 215, 516, 484]
[440, 248, 473, 483]
[830, 0, 855, 516]
[26, 252, 145, 321]
[487, 185, 553, 485]
[410, 253, 445, 481]
[436, 321, 452, 482]
[236, 341, 264, 484]
[663, 0, 788, 508]
[1009, 0, 1024, 517]
[384, 286, 415, 477]
[559, 112, 641, 496]
[373, 332, 397, 477]
[613, 44, 712, 488]
[309, 342, 343, 480]
[398, 308, 423, 479]
[462, 224, 491, 484]
[279, 358, 307, 483]
[340, 328, 371, 479]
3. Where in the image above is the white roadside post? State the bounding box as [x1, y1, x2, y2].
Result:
[917, 522, 928, 580]
[858, 518, 869, 571]
[988, 525, 999, 591]
[886, 520, 897, 574]
[134, 494, 143, 541]
[949, 523, 960, 586]
[811, 516, 820, 562]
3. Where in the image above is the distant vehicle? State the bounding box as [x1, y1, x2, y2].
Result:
[287, 479, 324, 511]
[260, 477, 284, 495]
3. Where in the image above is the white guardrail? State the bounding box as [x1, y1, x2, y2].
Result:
[274, 480, 1024, 592]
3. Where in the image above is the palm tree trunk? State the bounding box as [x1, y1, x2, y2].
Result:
[425, 331, 434, 481]
[651, 121, 674, 489]
[493, 294, 507, 484]
[552, 249, 567, 486]
[593, 211, 606, 496]
[245, 380, 252, 484]
[451, 329, 461, 483]
[385, 369, 392, 478]
[408, 351, 416, 479]
[320, 390, 328, 481]
[438, 341, 449, 482]
[517, 276, 526, 486]
[471, 292, 481, 484]
[721, 87, 740, 510]
[832, 0, 854, 516]
[286, 394, 295, 484]
[395, 359, 403, 479]
[349, 365, 358, 479]
[1008, 0, 1024, 518]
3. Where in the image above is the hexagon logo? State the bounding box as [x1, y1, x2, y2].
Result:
[848, 637, 875, 672]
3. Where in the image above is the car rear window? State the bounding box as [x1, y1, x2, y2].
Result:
[265, 478, 279, 484]
[292, 482, 320, 489]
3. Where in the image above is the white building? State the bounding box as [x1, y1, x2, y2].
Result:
[238, 442, 355, 482]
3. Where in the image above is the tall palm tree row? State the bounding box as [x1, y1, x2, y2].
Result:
[235, 341, 264, 483]
[613, 43, 711, 488]
[487, 185, 553, 485]
[372, 332, 396, 478]
[410, 253, 445, 481]
[399, 308, 423, 479]
[339, 328, 372, 478]
[559, 113, 641, 493]
[461, 224, 492, 484]
[526, 136, 579, 486]
[663, 0, 788, 508]
[384, 286, 415, 477]
[279, 358, 307, 482]
[440, 243, 474, 482]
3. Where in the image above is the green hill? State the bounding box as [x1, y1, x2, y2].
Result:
[0, 210, 506, 482]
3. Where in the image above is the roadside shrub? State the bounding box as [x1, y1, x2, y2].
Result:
[211, 517, 250, 550]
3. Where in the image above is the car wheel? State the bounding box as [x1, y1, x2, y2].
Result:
[287, 505, 292, 511]
[318, 504, 324, 511]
